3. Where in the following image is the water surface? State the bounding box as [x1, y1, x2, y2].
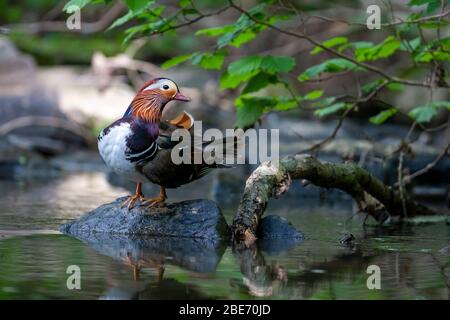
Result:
[0, 172, 449, 299]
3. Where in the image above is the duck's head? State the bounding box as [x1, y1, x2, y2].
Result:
[129, 78, 190, 122]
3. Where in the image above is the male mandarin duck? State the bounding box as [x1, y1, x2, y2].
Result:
[98, 78, 230, 209]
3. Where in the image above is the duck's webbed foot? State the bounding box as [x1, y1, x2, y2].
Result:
[141, 186, 167, 208]
[121, 182, 144, 210]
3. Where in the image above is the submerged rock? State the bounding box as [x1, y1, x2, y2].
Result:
[339, 233, 355, 245]
[257, 215, 304, 255]
[61, 197, 230, 244]
[439, 246, 450, 256]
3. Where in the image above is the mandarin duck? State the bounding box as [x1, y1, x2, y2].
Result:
[98, 78, 231, 209]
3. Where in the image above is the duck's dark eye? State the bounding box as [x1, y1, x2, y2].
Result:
[163, 85, 170, 90]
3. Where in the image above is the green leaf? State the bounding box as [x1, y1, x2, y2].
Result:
[304, 89, 324, 100]
[274, 96, 298, 110]
[191, 50, 227, 70]
[161, 53, 195, 69]
[362, 79, 384, 94]
[262, 56, 296, 73]
[108, 10, 135, 30]
[408, 105, 437, 123]
[409, 101, 450, 123]
[355, 36, 401, 62]
[228, 55, 295, 77]
[235, 95, 297, 127]
[228, 56, 263, 77]
[386, 83, 404, 91]
[195, 25, 234, 37]
[351, 41, 373, 49]
[230, 30, 257, 48]
[179, 0, 191, 8]
[242, 73, 278, 94]
[431, 101, 450, 110]
[124, 0, 149, 12]
[235, 96, 272, 128]
[63, 0, 91, 12]
[311, 37, 348, 55]
[399, 37, 421, 51]
[220, 70, 259, 90]
[314, 102, 348, 117]
[109, 2, 160, 31]
[298, 58, 360, 81]
[408, 0, 441, 13]
[414, 50, 450, 63]
[312, 97, 336, 108]
[369, 108, 398, 125]
[181, 8, 199, 15]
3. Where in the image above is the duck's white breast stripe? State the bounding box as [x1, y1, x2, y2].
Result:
[126, 141, 158, 163]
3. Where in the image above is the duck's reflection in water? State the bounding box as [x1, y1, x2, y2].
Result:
[70, 232, 227, 299]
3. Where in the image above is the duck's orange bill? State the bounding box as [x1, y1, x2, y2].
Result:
[173, 92, 190, 102]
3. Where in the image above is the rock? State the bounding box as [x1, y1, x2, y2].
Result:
[339, 233, 355, 245]
[439, 246, 450, 255]
[61, 197, 230, 244]
[257, 215, 304, 255]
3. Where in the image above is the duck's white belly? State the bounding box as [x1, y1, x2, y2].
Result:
[98, 123, 146, 182]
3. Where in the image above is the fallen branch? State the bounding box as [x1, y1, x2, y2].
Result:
[231, 154, 437, 241]
[0, 116, 95, 145]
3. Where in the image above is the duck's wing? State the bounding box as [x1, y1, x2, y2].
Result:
[139, 111, 239, 188]
[156, 111, 196, 149]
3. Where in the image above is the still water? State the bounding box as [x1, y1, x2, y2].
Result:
[0, 172, 449, 299]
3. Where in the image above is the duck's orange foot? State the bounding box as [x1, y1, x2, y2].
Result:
[140, 196, 166, 208]
[120, 182, 144, 210]
[140, 186, 167, 208]
[120, 193, 145, 210]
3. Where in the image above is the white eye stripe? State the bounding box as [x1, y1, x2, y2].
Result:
[143, 79, 175, 91]
[143, 83, 161, 91]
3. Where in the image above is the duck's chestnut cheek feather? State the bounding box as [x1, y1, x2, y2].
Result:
[167, 87, 177, 98]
